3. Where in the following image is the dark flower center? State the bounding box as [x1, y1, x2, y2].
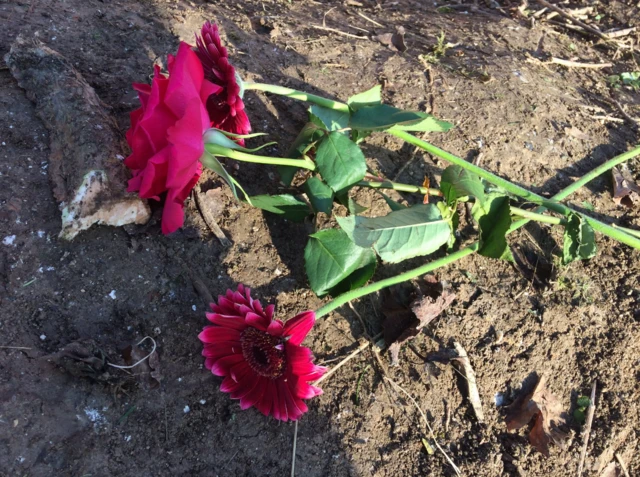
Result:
[240, 327, 286, 379]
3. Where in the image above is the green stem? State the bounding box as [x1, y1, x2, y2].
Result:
[204, 144, 316, 171]
[316, 144, 640, 318]
[244, 82, 351, 113]
[390, 130, 640, 250]
[510, 206, 565, 225]
[357, 180, 442, 196]
[315, 245, 478, 318]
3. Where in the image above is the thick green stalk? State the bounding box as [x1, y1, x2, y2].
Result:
[244, 82, 350, 113]
[357, 180, 442, 196]
[390, 130, 640, 249]
[316, 144, 640, 318]
[315, 244, 478, 318]
[204, 144, 316, 170]
[509, 206, 565, 225]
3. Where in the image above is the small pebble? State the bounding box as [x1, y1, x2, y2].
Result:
[183, 405, 190, 414]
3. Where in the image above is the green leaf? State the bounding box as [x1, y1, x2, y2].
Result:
[315, 132, 367, 192]
[337, 204, 451, 263]
[472, 194, 513, 260]
[378, 191, 407, 211]
[303, 177, 334, 214]
[440, 165, 485, 205]
[389, 113, 454, 133]
[200, 151, 242, 201]
[309, 105, 349, 132]
[327, 254, 376, 297]
[350, 104, 453, 132]
[573, 409, 586, 424]
[280, 122, 326, 186]
[563, 213, 596, 265]
[347, 85, 382, 111]
[336, 191, 368, 214]
[249, 194, 310, 222]
[576, 396, 591, 409]
[436, 201, 459, 249]
[305, 228, 377, 296]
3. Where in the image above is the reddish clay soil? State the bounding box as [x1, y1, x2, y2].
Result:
[1, 0, 639, 476]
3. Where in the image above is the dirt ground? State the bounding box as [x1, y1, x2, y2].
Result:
[1, 0, 639, 475]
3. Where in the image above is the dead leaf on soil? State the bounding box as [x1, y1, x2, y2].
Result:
[599, 462, 620, 477]
[505, 374, 569, 457]
[122, 342, 162, 390]
[373, 26, 407, 52]
[382, 276, 456, 365]
[611, 165, 640, 208]
[564, 126, 590, 141]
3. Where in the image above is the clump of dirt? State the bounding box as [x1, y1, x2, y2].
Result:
[1, 0, 639, 476]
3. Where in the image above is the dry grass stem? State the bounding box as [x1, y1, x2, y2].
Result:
[577, 381, 597, 477]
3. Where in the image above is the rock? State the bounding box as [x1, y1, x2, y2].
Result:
[5, 36, 150, 239]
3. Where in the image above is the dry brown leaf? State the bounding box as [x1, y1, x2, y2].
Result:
[612, 165, 640, 207]
[122, 342, 161, 390]
[505, 374, 569, 457]
[599, 462, 620, 477]
[373, 26, 406, 52]
[382, 276, 456, 365]
[422, 175, 430, 204]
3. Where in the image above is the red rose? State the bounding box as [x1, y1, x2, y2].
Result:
[124, 42, 222, 234]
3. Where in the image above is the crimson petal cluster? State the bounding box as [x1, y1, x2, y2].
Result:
[199, 284, 326, 421]
[195, 22, 251, 137]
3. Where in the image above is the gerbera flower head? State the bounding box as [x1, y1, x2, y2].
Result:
[195, 22, 251, 137]
[199, 284, 326, 422]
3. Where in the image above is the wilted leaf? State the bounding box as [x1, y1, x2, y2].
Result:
[563, 213, 596, 265]
[612, 165, 640, 208]
[422, 175, 430, 204]
[472, 194, 513, 260]
[441, 165, 485, 205]
[374, 26, 407, 52]
[382, 277, 456, 365]
[505, 374, 569, 457]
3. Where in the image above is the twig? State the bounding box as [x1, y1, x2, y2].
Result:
[611, 99, 640, 129]
[107, 336, 157, 370]
[615, 453, 631, 477]
[291, 420, 298, 477]
[535, 0, 609, 42]
[0, 346, 32, 350]
[604, 27, 636, 39]
[452, 342, 484, 423]
[357, 11, 384, 28]
[577, 381, 597, 477]
[590, 115, 625, 123]
[194, 186, 231, 246]
[313, 340, 371, 385]
[310, 25, 368, 40]
[549, 57, 613, 69]
[384, 377, 462, 476]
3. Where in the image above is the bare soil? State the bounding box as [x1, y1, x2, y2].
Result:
[1, 0, 639, 476]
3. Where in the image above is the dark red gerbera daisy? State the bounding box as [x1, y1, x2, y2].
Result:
[195, 22, 251, 137]
[199, 284, 326, 421]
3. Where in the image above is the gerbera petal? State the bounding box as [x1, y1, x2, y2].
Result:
[210, 354, 245, 377]
[256, 379, 276, 418]
[205, 313, 247, 331]
[240, 376, 267, 410]
[198, 326, 241, 344]
[267, 320, 284, 336]
[245, 312, 269, 331]
[285, 343, 317, 376]
[283, 311, 315, 345]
